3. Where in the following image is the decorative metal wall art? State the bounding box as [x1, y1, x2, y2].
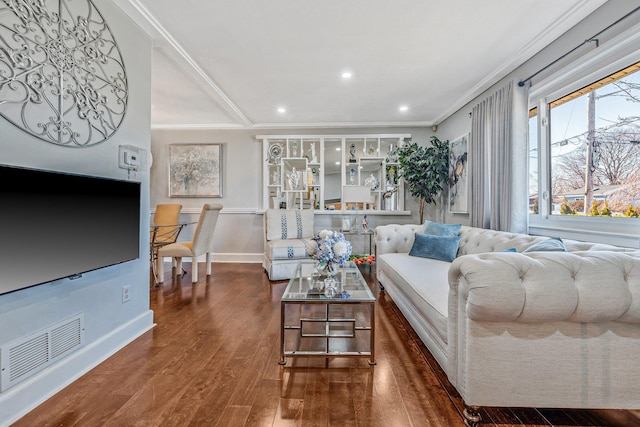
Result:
[0, 0, 128, 147]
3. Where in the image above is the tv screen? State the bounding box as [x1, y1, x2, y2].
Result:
[0, 164, 141, 295]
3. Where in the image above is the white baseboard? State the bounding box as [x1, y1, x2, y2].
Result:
[159, 252, 263, 264]
[0, 310, 154, 427]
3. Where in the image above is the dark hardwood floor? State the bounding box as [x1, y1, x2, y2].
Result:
[13, 263, 640, 426]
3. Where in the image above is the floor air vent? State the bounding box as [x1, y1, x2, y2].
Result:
[1, 313, 84, 392]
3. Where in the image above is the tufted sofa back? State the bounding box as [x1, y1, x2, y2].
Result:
[457, 226, 547, 255]
[375, 224, 549, 256]
[375, 223, 638, 257]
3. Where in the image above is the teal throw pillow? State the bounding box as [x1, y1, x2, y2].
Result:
[409, 233, 461, 262]
[500, 248, 517, 252]
[422, 220, 462, 237]
[523, 238, 567, 253]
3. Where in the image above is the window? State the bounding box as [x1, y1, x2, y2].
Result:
[529, 59, 640, 247]
[548, 63, 640, 218]
[528, 107, 539, 214]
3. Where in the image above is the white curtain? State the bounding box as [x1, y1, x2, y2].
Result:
[469, 80, 530, 233]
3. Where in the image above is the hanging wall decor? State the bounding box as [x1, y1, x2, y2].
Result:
[169, 144, 224, 198]
[0, 0, 128, 147]
[448, 134, 469, 214]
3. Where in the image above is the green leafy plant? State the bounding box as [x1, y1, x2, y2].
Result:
[625, 204, 639, 217]
[560, 196, 574, 215]
[392, 136, 450, 224]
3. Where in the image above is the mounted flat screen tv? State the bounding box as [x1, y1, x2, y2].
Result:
[0, 164, 141, 295]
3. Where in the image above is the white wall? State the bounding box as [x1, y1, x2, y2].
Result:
[0, 1, 153, 424]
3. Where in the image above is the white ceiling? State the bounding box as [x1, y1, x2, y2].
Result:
[113, 0, 608, 129]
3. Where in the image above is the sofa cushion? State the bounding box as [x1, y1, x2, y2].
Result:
[409, 233, 461, 262]
[265, 238, 313, 260]
[266, 209, 314, 241]
[422, 220, 462, 237]
[523, 237, 567, 253]
[378, 253, 450, 348]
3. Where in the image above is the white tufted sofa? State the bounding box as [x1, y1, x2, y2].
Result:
[375, 224, 640, 426]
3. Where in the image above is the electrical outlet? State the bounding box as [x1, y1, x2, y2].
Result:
[122, 285, 130, 303]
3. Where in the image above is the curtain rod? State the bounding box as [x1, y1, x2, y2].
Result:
[518, 5, 640, 87]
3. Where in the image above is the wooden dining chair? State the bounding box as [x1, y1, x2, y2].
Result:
[157, 203, 223, 284]
[150, 204, 183, 283]
[151, 204, 183, 245]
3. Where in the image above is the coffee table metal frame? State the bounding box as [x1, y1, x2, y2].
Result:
[279, 261, 376, 366]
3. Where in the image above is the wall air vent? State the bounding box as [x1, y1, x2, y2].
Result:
[0, 313, 84, 392]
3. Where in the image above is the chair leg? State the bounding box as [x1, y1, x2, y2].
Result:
[157, 254, 164, 284]
[206, 252, 212, 276]
[191, 257, 198, 283]
[176, 257, 183, 276]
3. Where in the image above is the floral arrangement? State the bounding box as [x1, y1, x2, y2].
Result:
[307, 229, 352, 273]
[349, 254, 375, 265]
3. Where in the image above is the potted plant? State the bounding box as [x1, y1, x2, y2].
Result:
[392, 136, 450, 224]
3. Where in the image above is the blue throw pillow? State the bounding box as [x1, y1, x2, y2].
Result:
[523, 238, 567, 253]
[500, 248, 517, 252]
[422, 220, 462, 237]
[409, 233, 461, 262]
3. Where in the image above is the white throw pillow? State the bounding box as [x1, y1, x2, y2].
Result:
[266, 209, 314, 241]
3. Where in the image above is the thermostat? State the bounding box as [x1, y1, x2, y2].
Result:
[118, 145, 147, 171]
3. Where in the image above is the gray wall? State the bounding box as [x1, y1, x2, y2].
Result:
[0, 1, 153, 423]
[150, 127, 432, 259]
[434, 0, 640, 228]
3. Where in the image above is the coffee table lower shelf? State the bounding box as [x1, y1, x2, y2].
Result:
[279, 300, 376, 366]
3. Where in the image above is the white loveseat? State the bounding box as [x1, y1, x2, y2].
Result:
[374, 224, 640, 426]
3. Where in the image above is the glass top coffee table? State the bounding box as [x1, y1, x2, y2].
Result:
[279, 260, 376, 366]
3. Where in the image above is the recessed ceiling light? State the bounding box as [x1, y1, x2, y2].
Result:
[335, 161, 340, 165]
[336, 147, 341, 151]
[399, 105, 409, 112]
[277, 107, 286, 113]
[341, 71, 352, 79]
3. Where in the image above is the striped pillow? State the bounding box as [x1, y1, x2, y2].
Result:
[266, 209, 315, 241]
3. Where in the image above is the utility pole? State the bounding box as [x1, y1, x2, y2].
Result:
[584, 91, 596, 214]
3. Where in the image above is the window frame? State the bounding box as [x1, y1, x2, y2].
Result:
[528, 21, 640, 248]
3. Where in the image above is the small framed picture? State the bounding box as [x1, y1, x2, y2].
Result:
[169, 143, 223, 198]
[449, 134, 468, 213]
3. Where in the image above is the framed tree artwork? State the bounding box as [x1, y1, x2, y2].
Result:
[448, 134, 468, 213]
[169, 143, 223, 198]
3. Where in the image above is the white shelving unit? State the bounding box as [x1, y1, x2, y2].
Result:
[258, 134, 410, 213]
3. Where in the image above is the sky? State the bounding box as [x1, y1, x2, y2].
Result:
[549, 71, 640, 156]
[529, 67, 640, 195]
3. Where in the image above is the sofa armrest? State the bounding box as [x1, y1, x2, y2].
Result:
[374, 224, 422, 255]
[448, 251, 640, 324]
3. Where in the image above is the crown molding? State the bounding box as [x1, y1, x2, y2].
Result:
[151, 123, 246, 130]
[151, 120, 433, 131]
[248, 120, 433, 129]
